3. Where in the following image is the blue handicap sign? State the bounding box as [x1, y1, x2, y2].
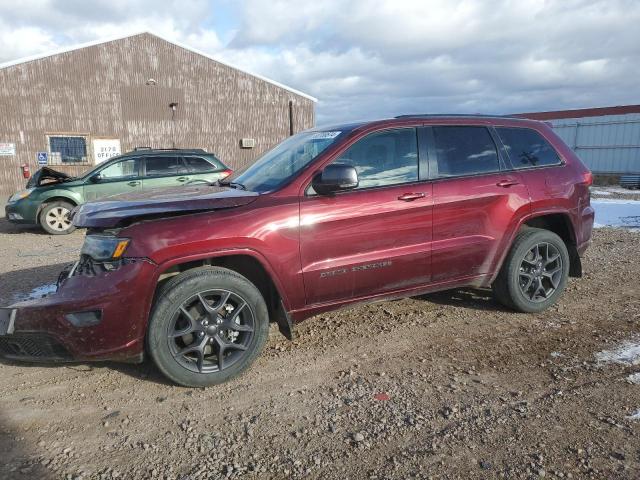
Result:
[37, 151, 48, 165]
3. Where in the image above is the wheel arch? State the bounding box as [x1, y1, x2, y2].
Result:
[490, 210, 582, 284]
[36, 194, 80, 220]
[150, 250, 294, 340]
[522, 212, 581, 278]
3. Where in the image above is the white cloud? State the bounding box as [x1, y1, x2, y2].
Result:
[0, 0, 638, 124]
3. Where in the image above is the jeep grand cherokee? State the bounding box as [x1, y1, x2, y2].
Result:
[0, 115, 594, 387]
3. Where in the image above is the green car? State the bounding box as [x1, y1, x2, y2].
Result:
[5, 148, 232, 235]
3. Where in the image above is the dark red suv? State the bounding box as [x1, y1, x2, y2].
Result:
[0, 115, 594, 387]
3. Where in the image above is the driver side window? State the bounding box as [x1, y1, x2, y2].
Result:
[99, 158, 139, 179]
[333, 128, 419, 189]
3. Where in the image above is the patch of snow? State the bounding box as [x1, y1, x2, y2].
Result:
[595, 340, 640, 366]
[590, 189, 612, 196]
[628, 373, 640, 385]
[612, 188, 640, 195]
[626, 409, 640, 421]
[550, 351, 564, 358]
[592, 199, 640, 231]
[12, 284, 57, 302]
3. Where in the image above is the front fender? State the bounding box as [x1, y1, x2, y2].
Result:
[152, 247, 292, 310]
[38, 189, 84, 210]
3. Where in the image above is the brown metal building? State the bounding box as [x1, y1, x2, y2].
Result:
[0, 32, 316, 198]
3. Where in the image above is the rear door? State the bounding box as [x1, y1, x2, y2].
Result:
[141, 155, 190, 189]
[83, 157, 142, 201]
[429, 125, 530, 283]
[299, 127, 433, 305]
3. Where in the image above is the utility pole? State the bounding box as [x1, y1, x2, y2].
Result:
[169, 102, 178, 148]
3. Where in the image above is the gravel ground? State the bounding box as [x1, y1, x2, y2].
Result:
[0, 219, 639, 479]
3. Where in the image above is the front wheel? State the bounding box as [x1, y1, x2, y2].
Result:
[40, 201, 76, 235]
[492, 228, 570, 313]
[147, 267, 270, 387]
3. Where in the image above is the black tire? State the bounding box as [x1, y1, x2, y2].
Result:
[492, 228, 570, 313]
[147, 267, 269, 387]
[40, 200, 76, 235]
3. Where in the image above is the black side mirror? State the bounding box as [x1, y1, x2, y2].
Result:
[90, 174, 102, 183]
[312, 164, 358, 195]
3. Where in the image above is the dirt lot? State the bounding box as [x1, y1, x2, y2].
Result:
[0, 219, 639, 480]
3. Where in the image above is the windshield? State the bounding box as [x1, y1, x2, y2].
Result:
[229, 130, 343, 192]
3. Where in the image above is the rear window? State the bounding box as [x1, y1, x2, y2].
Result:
[496, 127, 561, 169]
[433, 126, 500, 177]
[184, 156, 222, 173]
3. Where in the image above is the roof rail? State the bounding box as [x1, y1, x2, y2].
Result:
[131, 147, 208, 153]
[395, 113, 517, 119]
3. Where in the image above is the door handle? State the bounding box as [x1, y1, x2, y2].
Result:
[496, 179, 520, 188]
[397, 192, 426, 201]
[176, 177, 189, 182]
[127, 181, 140, 186]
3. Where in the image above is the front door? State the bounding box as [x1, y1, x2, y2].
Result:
[83, 157, 142, 201]
[299, 127, 433, 305]
[429, 125, 530, 283]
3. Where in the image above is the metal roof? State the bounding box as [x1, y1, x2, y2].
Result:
[0, 31, 317, 102]
[514, 104, 640, 121]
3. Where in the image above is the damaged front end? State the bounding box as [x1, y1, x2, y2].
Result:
[26, 167, 73, 187]
[1, 184, 260, 364]
[0, 231, 158, 364]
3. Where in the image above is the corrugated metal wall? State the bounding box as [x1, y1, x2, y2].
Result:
[548, 113, 640, 174]
[0, 33, 315, 197]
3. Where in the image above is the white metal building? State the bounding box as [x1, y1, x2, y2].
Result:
[516, 105, 640, 175]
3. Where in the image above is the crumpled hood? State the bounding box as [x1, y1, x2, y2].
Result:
[26, 167, 73, 188]
[71, 185, 259, 228]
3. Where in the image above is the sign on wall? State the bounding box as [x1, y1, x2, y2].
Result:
[0, 143, 16, 155]
[93, 138, 121, 164]
[37, 152, 48, 165]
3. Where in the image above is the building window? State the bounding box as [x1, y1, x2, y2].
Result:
[48, 135, 89, 164]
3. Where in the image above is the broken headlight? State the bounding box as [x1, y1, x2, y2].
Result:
[8, 188, 34, 203]
[81, 235, 130, 261]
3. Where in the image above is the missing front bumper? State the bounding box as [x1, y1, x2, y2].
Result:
[0, 258, 158, 363]
[0, 332, 73, 362]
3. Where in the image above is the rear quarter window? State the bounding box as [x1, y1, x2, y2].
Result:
[184, 156, 223, 173]
[496, 127, 561, 169]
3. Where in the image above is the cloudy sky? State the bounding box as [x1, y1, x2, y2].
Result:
[0, 0, 638, 124]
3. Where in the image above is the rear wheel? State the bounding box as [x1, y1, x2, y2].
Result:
[40, 201, 76, 235]
[492, 228, 570, 313]
[147, 267, 269, 387]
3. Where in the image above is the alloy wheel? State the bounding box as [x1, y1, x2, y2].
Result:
[167, 289, 255, 374]
[518, 242, 563, 302]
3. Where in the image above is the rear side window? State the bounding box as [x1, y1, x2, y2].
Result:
[184, 156, 220, 173]
[144, 156, 187, 177]
[433, 126, 500, 177]
[496, 127, 561, 169]
[334, 128, 419, 189]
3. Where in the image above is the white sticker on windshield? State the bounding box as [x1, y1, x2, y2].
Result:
[310, 131, 341, 139]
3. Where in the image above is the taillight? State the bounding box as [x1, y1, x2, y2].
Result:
[220, 169, 233, 179]
[582, 171, 593, 186]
